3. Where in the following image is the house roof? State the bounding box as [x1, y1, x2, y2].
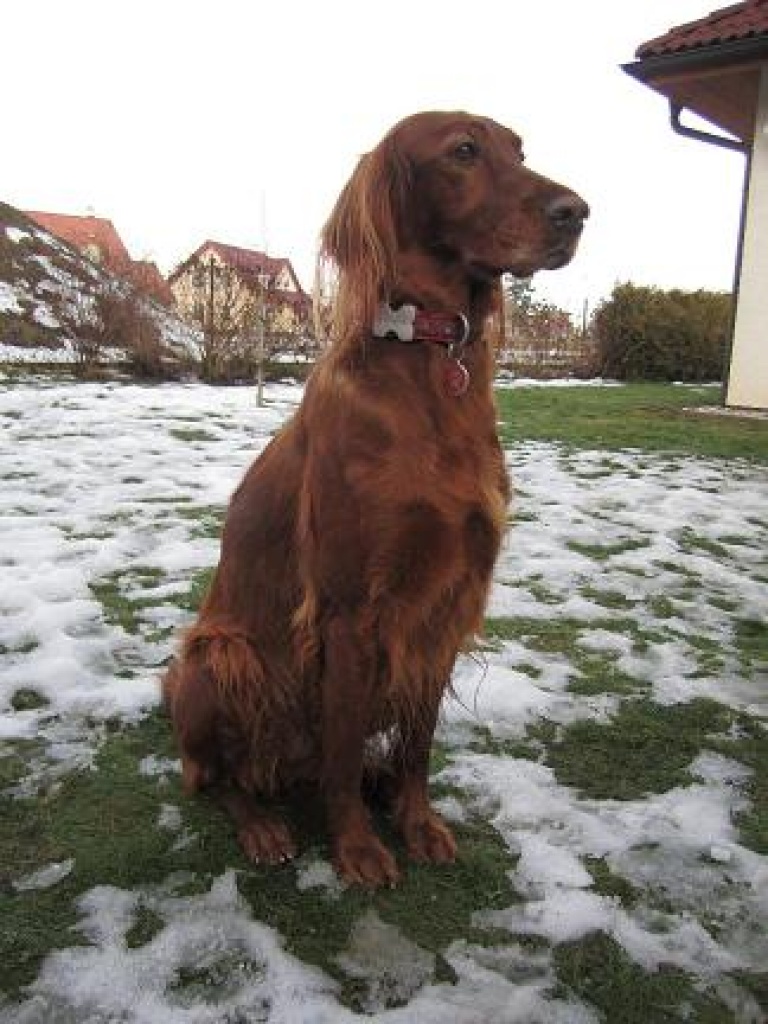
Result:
[201, 241, 290, 280]
[127, 260, 175, 307]
[26, 212, 133, 275]
[625, 0, 768, 143]
[26, 210, 174, 307]
[636, 0, 768, 58]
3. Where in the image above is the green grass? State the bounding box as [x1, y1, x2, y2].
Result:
[710, 715, 768, 855]
[496, 382, 768, 460]
[735, 617, 768, 675]
[553, 931, 735, 1023]
[543, 698, 733, 800]
[169, 426, 218, 444]
[567, 538, 652, 561]
[89, 567, 167, 635]
[0, 714, 519, 1000]
[3, 381, 767, 1016]
[175, 503, 226, 539]
[88, 563, 215, 641]
[486, 614, 667, 663]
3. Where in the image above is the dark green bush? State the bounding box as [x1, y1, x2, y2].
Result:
[593, 282, 732, 381]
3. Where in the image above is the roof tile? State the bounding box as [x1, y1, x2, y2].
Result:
[637, 0, 768, 58]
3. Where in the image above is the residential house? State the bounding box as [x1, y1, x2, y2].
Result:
[26, 211, 173, 307]
[168, 240, 312, 355]
[624, 0, 768, 410]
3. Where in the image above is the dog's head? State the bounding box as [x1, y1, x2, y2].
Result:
[320, 110, 588, 342]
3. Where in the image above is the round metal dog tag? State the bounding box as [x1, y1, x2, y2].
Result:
[444, 358, 469, 397]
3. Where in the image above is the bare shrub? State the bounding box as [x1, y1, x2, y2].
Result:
[500, 278, 598, 379]
[95, 286, 163, 378]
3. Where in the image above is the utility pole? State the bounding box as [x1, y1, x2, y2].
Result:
[207, 256, 216, 373]
[256, 280, 265, 407]
[581, 296, 590, 339]
[256, 191, 268, 407]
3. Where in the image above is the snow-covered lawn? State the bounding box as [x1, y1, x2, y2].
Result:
[1, 378, 766, 1023]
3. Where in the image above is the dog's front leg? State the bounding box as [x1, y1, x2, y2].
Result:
[321, 612, 399, 887]
[394, 690, 457, 865]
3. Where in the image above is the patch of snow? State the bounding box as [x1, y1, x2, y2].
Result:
[0, 281, 24, 315]
[31, 303, 60, 329]
[1, 379, 766, 1021]
[13, 859, 74, 892]
[295, 858, 345, 898]
[336, 910, 435, 1013]
[494, 374, 624, 389]
[5, 227, 32, 244]
[8, 871, 339, 1024]
[157, 804, 182, 832]
[28, 252, 87, 293]
[139, 755, 182, 777]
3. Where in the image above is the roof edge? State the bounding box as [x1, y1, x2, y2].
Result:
[624, 34, 768, 82]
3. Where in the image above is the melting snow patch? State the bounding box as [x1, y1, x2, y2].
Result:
[157, 804, 182, 832]
[30, 303, 60, 329]
[295, 858, 346, 899]
[139, 755, 182, 778]
[0, 281, 24, 315]
[13, 859, 74, 892]
[336, 910, 434, 1013]
[5, 227, 32, 244]
[8, 871, 338, 1024]
[1, 379, 767, 1021]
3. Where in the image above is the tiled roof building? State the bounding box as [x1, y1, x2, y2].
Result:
[624, 1, 768, 410]
[637, 0, 768, 58]
[26, 211, 173, 306]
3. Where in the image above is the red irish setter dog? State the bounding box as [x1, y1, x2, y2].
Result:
[163, 111, 587, 887]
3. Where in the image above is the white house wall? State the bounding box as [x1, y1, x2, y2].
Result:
[727, 62, 768, 410]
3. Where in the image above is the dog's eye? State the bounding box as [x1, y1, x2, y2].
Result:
[453, 140, 479, 162]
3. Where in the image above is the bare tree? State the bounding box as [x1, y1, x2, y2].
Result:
[187, 256, 314, 386]
[62, 289, 106, 377]
[501, 276, 597, 379]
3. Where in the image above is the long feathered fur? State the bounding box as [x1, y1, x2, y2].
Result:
[163, 110, 586, 885]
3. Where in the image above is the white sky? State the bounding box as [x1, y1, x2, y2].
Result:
[1, 0, 747, 316]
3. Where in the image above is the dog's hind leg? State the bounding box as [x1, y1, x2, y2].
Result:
[162, 657, 218, 793]
[164, 644, 297, 865]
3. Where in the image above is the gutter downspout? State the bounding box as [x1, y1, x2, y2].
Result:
[668, 102, 746, 153]
[669, 102, 748, 404]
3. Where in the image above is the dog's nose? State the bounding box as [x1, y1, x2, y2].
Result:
[546, 194, 589, 235]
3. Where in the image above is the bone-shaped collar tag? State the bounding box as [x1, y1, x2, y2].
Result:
[372, 303, 417, 342]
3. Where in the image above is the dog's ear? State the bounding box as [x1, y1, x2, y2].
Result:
[319, 132, 412, 344]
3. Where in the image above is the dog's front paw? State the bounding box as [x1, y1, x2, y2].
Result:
[402, 811, 457, 865]
[333, 829, 400, 888]
[238, 813, 296, 865]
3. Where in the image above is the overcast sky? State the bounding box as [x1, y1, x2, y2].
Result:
[2, 0, 747, 316]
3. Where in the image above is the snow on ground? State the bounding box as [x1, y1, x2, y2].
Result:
[0, 343, 76, 364]
[0, 281, 26, 316]
[1, 377, 767, 1022]
[1, 221, 201, 362]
